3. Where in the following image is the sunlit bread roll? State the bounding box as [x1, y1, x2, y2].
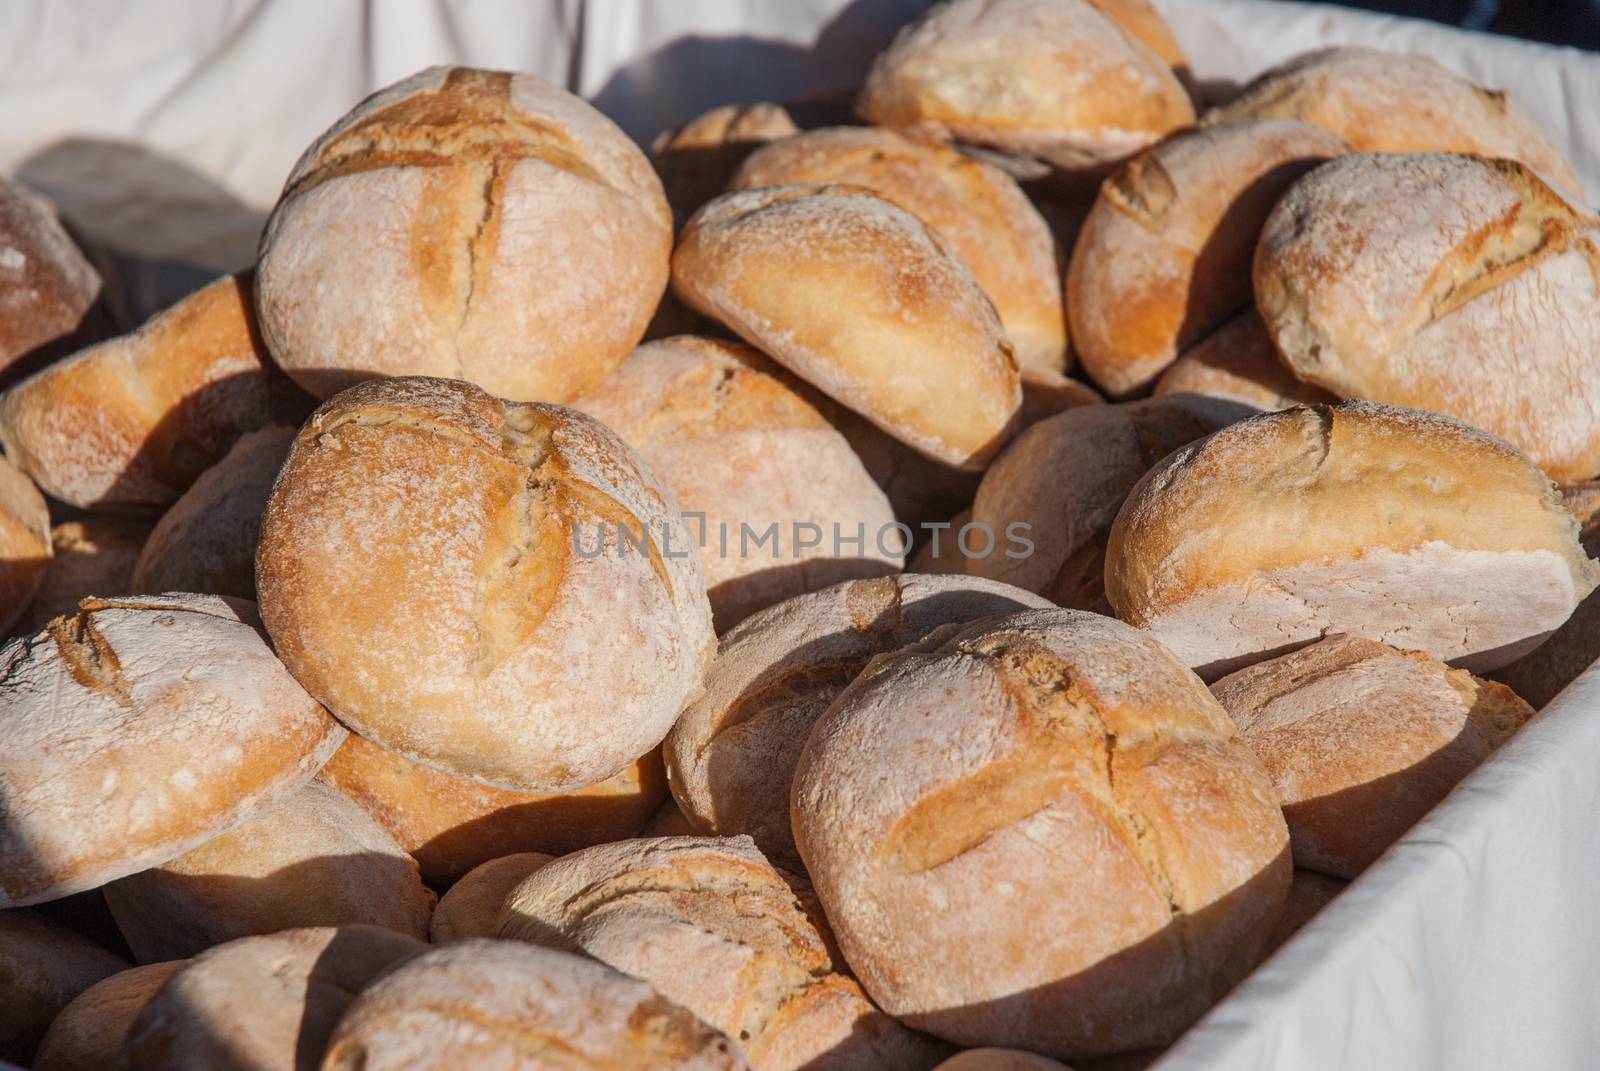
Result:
[1105, 403, 1600, 679]
[32, 961, 183, 1071]
[1206, 47, 1584, 200]
[666, 574, 1051, 870]
[0, 594, 345, 907]
[0, 909, 127, 1065]
[21, 516, 151, 634]
[255, 376, 714, 794]
[0, 273, 311, 512]
[733, 127, 1067, 373]
[653, 102, 799, 219]
[575, 336, 900, 631]
[1085, 0, 1188, 78]
[429, 852, 555, 943]
[671, 184, 1021, 471]
[857, 0, 1194, 171]
[1154, 310, 1335, 412]
[317, 731, 665, 886]
[255, 66, 671, 403]
[1068, 119, 1346, 396]
[0, 454, 50, 636]
[790, 608, 1290, 1059]
[0, 177, 101, 375]
[1212, 636, 1536, 878]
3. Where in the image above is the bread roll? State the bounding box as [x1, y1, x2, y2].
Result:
[733, 127, 1067, 373]
[831, 408, 983, 528]
[934, 1051, 1075, 1071]
[1068, 120, 1346, 396]
[908, 507, 972, 575]
[1213, 636, 1535, 878]
[1260, 870, 1346, 960]
[0, 273, 312, 511]
[119, 925, 426, 1071]
[1206, 47, 1584, 199]
[103, 781, 434, 963]
[21, 516, 150, 634]
[667, 574, 1052, 869]
[0, 453, 50, 636]
[321, 940, 750, 1071]
[256, 66, 671, 403]
[0, 909, 127, 1065]
[857, 0, 1194, 171]
[1154, 310, 1335, 412]
[1106, 402, 1600, 678]
[317, 731, 664, 885]
[256, 376, 713, 794]
[1256, 153, 1600, 481]
[672, 184, 1021, 471]
[499, 836, 947, 1071]
[968, 395, 1250, 612]
[1085, 0, 1187, 78]
[1018, 369, 1103, 427]
[429, 853, 554, 943]
[32, 961, 183, 1071]
[653, 102, 799, 219]
[791, 608, 1290, 1058]
[641, 796, 699, 838]
[130, 425, 293, 600]
[0, 594, 346, 906]
[0, 178, 101, 376]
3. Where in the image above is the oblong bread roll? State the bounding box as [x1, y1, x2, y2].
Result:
[31, 961, 183, 1071]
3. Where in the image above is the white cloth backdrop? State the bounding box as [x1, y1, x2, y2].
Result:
[1, 2, 1596, 1067]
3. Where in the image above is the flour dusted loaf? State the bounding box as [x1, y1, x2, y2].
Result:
[575, 336, 900, 631]
[256, 376, 714, 794]
[256, 66, 671, 403]
[1212, 636, 1536, 878]
[791, 608, 1290, 1059]
[0, 453, 50, 637]
[21, 515, 150, 633]
[1256, 153, 1600, 481]
[0, 177, 102, 376]
[671, 184, 1021, 471]
[666, 574, 1051, 870]
[653, 102, 799, 219]
[857, 0, 1194, 171]
[32, 961, 183, 1071]
[429, 853, 554, 943]
[1105, 403, 1600, 678]
[0, 594, 345, 907]
[0, 909, 127, 1065]
[1154, 310, 1335, 412]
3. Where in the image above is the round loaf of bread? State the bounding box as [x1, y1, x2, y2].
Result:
[1154, 310, 1336, 412]
[0, 178, 101, 376]
[429, 852, 555, 943]
[0, 594, 345, 907]
[667, 574, 1052, 870]
[641, 796, 700, 838]
[791, 608, 1291, 1058]
[934, 1050, 1075, 1071]
[733, 127, 1067, 373]
[1018, 369, 1103, 427]
[575, 336, 901, 631]
[103, 781, 434, 963]
[0, 272, 312, 511]
[256, 66, 671, 403]
[1212, 635, 1536, 878]
[255, 376, 713, 794]
[120, 925, 427, 1071]
[857, 0, 1194, 171]
[653, 102, 799, 220]
[1068, 119, 1346, 396]
[20, 516, 150, 634]
[1254, 153, 1600, 482]
[316, 731, 664, 886]
[671, 184, 1021, 471]
[1105, 403, 1600, 678]
[131, 425, 293, 600]
[968, 395, 1250, 613]
[1259, 869, 1346, 961]
[0, 454, 50, 637]
[499, 836, 947, 1071]
[0, 909, 127, 1065]
[31, 961, 183, 1071]
[1206, 47, 1584, 199]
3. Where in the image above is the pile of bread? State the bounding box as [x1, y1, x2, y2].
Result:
[2, 1, 1598, 1068]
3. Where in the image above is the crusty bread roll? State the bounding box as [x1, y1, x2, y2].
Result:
[1260, 870, 1346, 960]
[0, 909, 127, 1065]
[0, 454, 50, 636]
[1255, 153, 1600, 482]
[672, 184, 1021, 471]
[1018, 369, 1104, 427]
[791, 608, 1290, 1059]
[0, 273, 312, 511]
[1213, 636, 1535, 878]
[968, 395, 1250, 612]
[429, 853, 554, 943]
[653, 102, 799, 219]
[1068, 119, 1346, 396]
[575, 336, 901, 631]
[31, 961, 183, 1071]
[1085, 0, 1188, 79]
[256, 376, 713, 794]
[667, 574, 1051, 869]
[934, 1051, 1074, 1071]
[0, 178, 101, 376]
[1106, 402, 1600, 678]
[119, 925, 426, 1071]
[1206, 47, 1584, 199]
[130, 425, 293, 600]
[256, 66, 671, 403]
[317, 731, 664, 886]
[321, 940, 750, 1071]
[1154, 310, 1335, 412]
[103, 781, 434, 963]
[21, 516, 150, 634]
[733, 127, 1067, 373]
[0, 594, 345, 907]
[857, 0, 1194, 171]
[499, 836, 948, 1071]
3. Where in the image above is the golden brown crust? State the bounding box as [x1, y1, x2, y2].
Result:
[429, 852, 555, 943]
[0, 453, 51, 636]
[1154, 310, 1336, 412]
[1085, 0, 1187, 76]
[0, 179, 101, 375]
[0, 909, 127, 1065]
[653, 102, 800, 220]
[32, 961, 183, 1071]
